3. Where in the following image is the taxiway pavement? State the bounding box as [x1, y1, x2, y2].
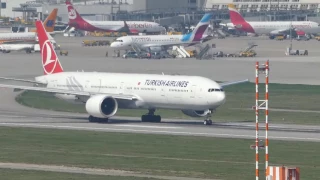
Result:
[1, 35, 320, 85]
[0, 35, 319, 142]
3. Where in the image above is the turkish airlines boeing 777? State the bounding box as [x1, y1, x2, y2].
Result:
[0, 21, 248, 125]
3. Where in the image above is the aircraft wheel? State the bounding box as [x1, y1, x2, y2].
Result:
[204, 120, 212, 125]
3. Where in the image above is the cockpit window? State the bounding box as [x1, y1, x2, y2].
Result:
[115, 40, 123, 42]
[208, 88, 224, 92]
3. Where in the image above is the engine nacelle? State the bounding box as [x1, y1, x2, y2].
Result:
[149, 46, 162, 52]
[181, 109, 210, 117]
[85, 95, 118, 118]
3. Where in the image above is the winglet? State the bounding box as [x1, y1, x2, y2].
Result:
[36, 20, 63, 75]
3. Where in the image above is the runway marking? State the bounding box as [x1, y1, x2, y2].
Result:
[0, 115, 27, 118]
[113, 124, 182, 129]
[0, 123, 319, 142]
[0, 162, 216, 180]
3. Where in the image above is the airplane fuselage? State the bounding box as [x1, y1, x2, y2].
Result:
[0, 32, 56, 44]
[110, 34, 197, 50]
[227, 21, 320, 35]
[35, 72, 226, 111]
[70, 19, 165, 34]
[0, 44, 34, 52]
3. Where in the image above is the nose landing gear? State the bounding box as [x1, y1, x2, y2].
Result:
[203, 109, 214, 125]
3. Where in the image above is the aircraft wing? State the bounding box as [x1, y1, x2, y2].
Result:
[0, 83, 138, 100]
[1, 41, 37, 45]
[219, 79, 249, 87]
[270, 28, 292, 34]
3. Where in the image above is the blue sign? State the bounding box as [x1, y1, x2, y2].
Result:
[145, 80, 189, 87]
[46, 20, 54, 27]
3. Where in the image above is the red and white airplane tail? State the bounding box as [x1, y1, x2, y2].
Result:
[66, 0, 86, 26]
[228, 4, 247, 25]
[35, 20, 64, 75]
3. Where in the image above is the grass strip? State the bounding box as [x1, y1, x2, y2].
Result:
[0, 126, 319, 180]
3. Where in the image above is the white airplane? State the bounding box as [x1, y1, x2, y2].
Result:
[0, 32, 56, 46]
[226, 4, 320, 36]
[0, 9, 58, 45]
[0, 20, 249, 125]
[66, 1, 166, 34]
[0, 44, 35, 53]
[110, 13, 213, 51]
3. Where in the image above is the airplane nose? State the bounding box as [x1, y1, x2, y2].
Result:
[110, 43, 116, 48]
[219, 92, 226, 104]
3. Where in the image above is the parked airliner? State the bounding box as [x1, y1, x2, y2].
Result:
[0, 8, 57, 45]
[66, 1, 165, 34]
[0, 44, 35, 53]
[0, 20, 248, 125]
[110, 13, 212, 51]
[226, 4, 320, 36]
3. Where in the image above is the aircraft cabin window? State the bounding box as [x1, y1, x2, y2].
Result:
[208, 88, 224, 92]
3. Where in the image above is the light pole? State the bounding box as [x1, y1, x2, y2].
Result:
[289, 7, 292, 49]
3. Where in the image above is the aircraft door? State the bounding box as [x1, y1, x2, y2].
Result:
[85, 80, 90, 90]
[161, 87, 167, 102]
[50, 80, 57, 88]
[190, 85, 196, 98]
[95, 79, 101, 92]
[119, 82, 124, 94]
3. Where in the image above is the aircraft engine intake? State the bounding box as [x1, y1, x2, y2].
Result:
[181, 109, 210, 117]
[85, 95, 118, 118]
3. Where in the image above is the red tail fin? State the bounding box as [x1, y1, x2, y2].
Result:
[228, 4, 246, 24]
[66, 0, 85, 24]
[35, 21, 63, 75]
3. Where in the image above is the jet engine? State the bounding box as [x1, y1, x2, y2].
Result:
[181, 109, 210, 117]
[85, 95, 118, 118]
[149, 46, 162, 52]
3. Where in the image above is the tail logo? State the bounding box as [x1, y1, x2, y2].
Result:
[42, 40, 58, 74]
[67, 6, 77, 20]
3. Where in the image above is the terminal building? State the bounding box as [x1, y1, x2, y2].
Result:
[1, 0, 320, 25]
[206, 0, 320, 12]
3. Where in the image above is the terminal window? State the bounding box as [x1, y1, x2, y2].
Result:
[1, 2, 6, 9]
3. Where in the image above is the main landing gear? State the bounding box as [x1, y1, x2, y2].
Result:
[88, 115, 109, 123]
[141, 109, 161, 123]
[204, 110, 213, 125]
